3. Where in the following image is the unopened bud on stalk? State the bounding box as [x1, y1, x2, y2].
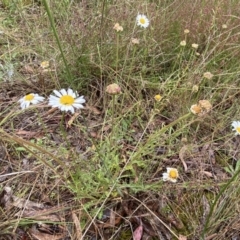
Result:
[106, 83, 121, 95]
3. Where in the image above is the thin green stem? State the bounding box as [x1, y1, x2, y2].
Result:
[110, 95, 116, 143]
[99, 0, 107, 46]
[116, 33, 119, 73]
[42, 0, 72, 81]
[60, 112, 70, 149]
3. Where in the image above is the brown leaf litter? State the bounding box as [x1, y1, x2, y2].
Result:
[0, 186, 67, 239]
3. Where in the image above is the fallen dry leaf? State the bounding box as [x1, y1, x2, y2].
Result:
[29, 224, 65, 240]
[18, 208, 63, 222]
[12, 195, 45, 210]
[72, 211, 82, 239]
[0, 187, 67, 239]
[15, 129, 42, 139]
[133, 224, 143, 240]
[179, 235, 187, 240]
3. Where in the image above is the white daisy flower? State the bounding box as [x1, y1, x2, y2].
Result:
[136, 14, 150, 28]
[18, 93, 45, 109]
[163, 168, 179, 183]
[232, 121, 240, 135]
[48, 88, 86, 114]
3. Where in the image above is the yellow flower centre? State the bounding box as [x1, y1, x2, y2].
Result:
[169, 169, 178, 179]
[140, 18, 146, 24]
[60, 95, 74, 105]
[236, 127, 240, 133]
[40, 61, 49, 69]
[154, 94, 162, 101]
[24, 94, 34, 101]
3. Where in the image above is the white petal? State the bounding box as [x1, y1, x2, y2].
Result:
[31, 99, 40, 104]
[49, 99, 60, 105]
[169, 178, 177, 183]
[53, 90, 62, 97]
[66, 105, 75, 113]
[49, 96, 60, 105]
[59, 105, 73, 113]
[60, 89, 67, 96]
[21, 101, 30, 109]
[35, 96, 45, 101]
[69, 108, 74, 114]
[69, 89, 78, 98]
[20, 102, 26, 109]
[232, 121, 240, 128]
[166, 167, 172, 173]
[75, 96, 86, 104]
[59, 105, 66, 111]
[18, 98, 24, 103]
[162, 173, 169, 181]
[66, 105, 74, 113]
[72, 103, 84, 109]
[49, 95, 60, 101]
[67, 88, 73, 96]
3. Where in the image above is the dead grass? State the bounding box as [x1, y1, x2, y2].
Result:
[0, 0, 240, 239]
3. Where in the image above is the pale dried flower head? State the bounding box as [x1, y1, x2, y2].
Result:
[106, 83, 121, 95]
[184, 29, 190, 34]
[131, 38, 140, 45]
[190, 104, 202, 115]
[192, 43, 199, 49]
[192, 85, 199, 93]
[181, 137, 188, 143]
[199, 100, 212, 112]
[203, 72, 213, 80]
[180, 40, 186, 46]
[113, 23, 123, 32]
[222, 24, 227, 29]
[190, 100, 212, 116]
